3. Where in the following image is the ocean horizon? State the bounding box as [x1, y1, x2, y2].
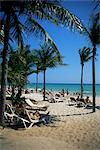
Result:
[27, 83, 100, 97]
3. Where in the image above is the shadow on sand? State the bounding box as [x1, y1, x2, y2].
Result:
[85, 105, 100, 110]
[2, 105, 100, 130]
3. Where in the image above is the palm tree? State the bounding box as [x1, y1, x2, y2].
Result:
[84, 12, 100, 112]
[0, 0, 83, 124]
[79, 47, 91, 98]
[34, 43, 65, 101]
[8, 46, 34, 96]
[0, 1, 26, 124]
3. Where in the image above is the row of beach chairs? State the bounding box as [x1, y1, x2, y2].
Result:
[68, 96, 93, 107]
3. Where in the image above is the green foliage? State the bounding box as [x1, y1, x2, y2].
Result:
[26, 0, 83, 31]
[89, 13, 100, 45]
[0, 0, 84, 59]
[85, 12, 100, 47]
[11, 95, 25, 106]
[0, 0, 84, 124]
[78, 47, 91, 65]
[78, 46, 92, 98]
[0, 1, 26, 48]
[8, 46, 34, 89]
[83, 12, 100, 111]
[33, 43, 65, 71]
[93, 0, 100, 10]
[25, 0, 84, 53]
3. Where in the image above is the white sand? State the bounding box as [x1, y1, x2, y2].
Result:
[0, 93, 100, 150]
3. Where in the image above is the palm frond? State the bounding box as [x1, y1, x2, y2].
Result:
[78, 47, 91, 64]
[28, 0, 84, 32]
[85, 12, 100, 46]
[32, 43, 66, 71]
[9, 8, 24, 47]
[26, 17, 60, 54]
[93, 0, 100, 10]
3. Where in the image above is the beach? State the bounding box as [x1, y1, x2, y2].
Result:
[0, 92, 100, 150]
[1, 0, 100, 150]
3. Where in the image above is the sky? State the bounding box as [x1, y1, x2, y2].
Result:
[28, 0, 100, 84]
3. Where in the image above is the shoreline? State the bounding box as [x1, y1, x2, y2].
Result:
[25, 83, 100, 97]
[22, 87, 100, 102]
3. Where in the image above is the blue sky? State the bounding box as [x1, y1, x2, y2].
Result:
[27, 1, 100, 84]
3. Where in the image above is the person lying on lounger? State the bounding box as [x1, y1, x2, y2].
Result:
[33, 111, 40, 120]
[29, 110, 50, 124]
[84, 96, 92, 104]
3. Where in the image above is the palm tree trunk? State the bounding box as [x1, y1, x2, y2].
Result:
[43, 69, 46, 101]
[0, 14, 10, 125]
[81, 63, 84, 98]
[92, 46, 96, 112]
[36, 72, 38, 93]
[12, 87, 15, 97]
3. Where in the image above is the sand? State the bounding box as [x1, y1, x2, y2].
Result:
[0, 93, 100, 150]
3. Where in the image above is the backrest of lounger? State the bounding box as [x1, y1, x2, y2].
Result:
[5, 103, 14, 114]
[25, 99, 34, 107]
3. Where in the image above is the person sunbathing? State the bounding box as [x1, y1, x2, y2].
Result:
[29, 111, 50, 124]
[84, 96, 92, 104]
[28, 110, 40, 120]
[34, 111, 41, 120]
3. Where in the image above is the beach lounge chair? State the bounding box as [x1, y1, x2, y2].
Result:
[4, 104, 39, 129]
[25, 109, 51, 128]
[5, 103, 16, 116]
[75, 96, 93, 108]
[25, 99, 49, 111]
[4, 104, 29, 128]
[76, 101, 86, 108]
[4, 111, 31, 128]
[24, 109, 46, 128]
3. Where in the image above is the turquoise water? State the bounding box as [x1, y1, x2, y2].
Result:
[27, 83, 100, 97]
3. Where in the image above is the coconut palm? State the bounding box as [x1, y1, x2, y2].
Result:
[34, 43, 65, 101]
[8, 46, 35, 96]
[84, 12, 100, 112]
[0, 0, 83, 124]
[79, 47, 91, 98]
[0, 1, 26, 124]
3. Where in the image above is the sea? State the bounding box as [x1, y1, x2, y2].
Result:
[27, 83, 100, 97]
